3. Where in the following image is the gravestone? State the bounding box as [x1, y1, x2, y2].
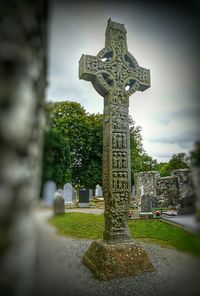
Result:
[95, 184, 103, 197]
[63, 183, 73, 205]
[54, 192, 65, 215]
[42, 181, 56, 206]
[79, 18, 154, 279]
[89, 189, 93, 200]
[79, 189, 90, 207]
[141, 194, 152, 212]
[141, 194, 157, 212]
[73, 189, 77, 204]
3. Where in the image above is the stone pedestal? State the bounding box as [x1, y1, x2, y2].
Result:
[79, 19, 153, 280]
[83, 240, 154, 280]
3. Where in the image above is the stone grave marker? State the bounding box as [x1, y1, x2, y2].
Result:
[72, 189, 77, 204]
[79, 18, 154, 279]
[140, 194, 157, 218]
[54, 192, 65, 215]
[131, 186, 136, 200]
[141, 194, 152, 212]
[42, 180, 56, 207]
[79, 189, 90, 207]
[89, 189, 93, 200]
[95, 184, 103, 197]
[63, 183, 73, 205]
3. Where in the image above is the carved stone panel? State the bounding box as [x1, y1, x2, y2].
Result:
[79, 18, 150, 243]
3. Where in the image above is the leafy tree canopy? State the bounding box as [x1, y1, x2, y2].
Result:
[42, 100, 193, 188]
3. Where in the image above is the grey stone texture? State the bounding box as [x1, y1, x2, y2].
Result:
[141, 194, 157, 213]
[156, 176, 179, 208]
[191, 167, 200, 220]
[172, 169, 195, 214]
[79, 18, 150, 243]
[63, 183, 73, 205]
[42, 181, 57, 206]
[135, 169, 196, 213]
[54, 192, 65, 215]
[0, 1, 47, 295]
[135, 172, 160, 208]
[79, 18, 152, 280]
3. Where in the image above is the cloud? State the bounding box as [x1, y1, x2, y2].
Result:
[47, 1, 199, 162]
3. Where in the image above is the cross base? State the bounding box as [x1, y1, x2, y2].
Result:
[82, 240, 155, 280]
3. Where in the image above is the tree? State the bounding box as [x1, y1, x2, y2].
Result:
[41, 128, 71, 187]
[158, 153, 189, 176]
[43, 100, 157, 187]
[44, 101, 103, 188]
[129, 118, 158, 183]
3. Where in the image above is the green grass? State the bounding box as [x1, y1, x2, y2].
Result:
[49, 213, 200, 256]
[49, 213, 104, 239]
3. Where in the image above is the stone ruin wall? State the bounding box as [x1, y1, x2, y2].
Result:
[134, 169, 196, 211]
[134, 171, 160, 205]
[156, 176, 179, 208]
[171, 169, 195, 214]
[0, 1, 47, 295]
[191, 167, 200, 220]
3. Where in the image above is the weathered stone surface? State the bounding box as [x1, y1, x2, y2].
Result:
[172, 169, 195, 214]
[192, 167, 200, 220]
[156, 176, 179, 207]
[54, 192, 65, 215]
[82, 240, 154, 280]
[0, 1, 47, 295]
[135, 169, 196, 211]
[141, 194, 157, 212]
[135, 171, 160, 207]
[79, 18, 150, 243]
[79, 18, 153, 279]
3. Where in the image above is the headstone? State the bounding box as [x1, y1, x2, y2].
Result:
[63, 183, 73, 205]
[89, 189, 93, 200]
[42, 181, 56, 206]
[131, 186, 136, 196]
[141, 194, 157, 212]
[54, 192, 65, 215]
[95, 184, 103, 197]
[140, 194, 157, 219]
[72, 189, 77, 204]
[79, 18, 154, 279]
[79, 189, 90, 207]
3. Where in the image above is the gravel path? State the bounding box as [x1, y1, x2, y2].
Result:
[33, 209, 200, 296]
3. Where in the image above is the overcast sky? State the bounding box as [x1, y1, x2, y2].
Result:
[46, 0, 199, 163]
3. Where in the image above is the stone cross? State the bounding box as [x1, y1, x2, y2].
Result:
[79, 18, 150, 243]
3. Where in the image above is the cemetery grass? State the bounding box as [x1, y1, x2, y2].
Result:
[49, 213, 200, 257]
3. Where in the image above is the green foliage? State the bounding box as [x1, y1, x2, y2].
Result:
[49, 213, 200, 256]
[158, 153, 189, 176]
[129, 118, 158, 183]
[43, 101, 103, 188]
[42, 128, 71, 186]
[43, 100, 158, 187]
[49, 213, 104, 239]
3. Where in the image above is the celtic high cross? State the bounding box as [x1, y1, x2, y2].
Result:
[79, 19, 150, 243]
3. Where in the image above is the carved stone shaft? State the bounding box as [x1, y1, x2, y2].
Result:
[79, 18, 150, 243]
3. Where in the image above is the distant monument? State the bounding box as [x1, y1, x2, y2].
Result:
[79, 18, 154, 279]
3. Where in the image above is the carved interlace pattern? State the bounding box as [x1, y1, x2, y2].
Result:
[79, 19, 150, 241]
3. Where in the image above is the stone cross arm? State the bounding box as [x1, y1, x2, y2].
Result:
[79, 20, 150, 98]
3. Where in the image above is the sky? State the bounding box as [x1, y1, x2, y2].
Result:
[46, 0, 200, 163]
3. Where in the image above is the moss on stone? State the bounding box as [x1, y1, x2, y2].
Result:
[82, 240, 155, 280]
